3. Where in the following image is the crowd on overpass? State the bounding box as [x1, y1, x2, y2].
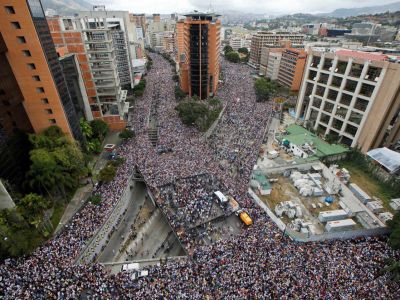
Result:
[0, 53, 398, 299]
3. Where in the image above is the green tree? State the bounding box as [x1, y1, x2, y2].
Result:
[238, 47, 249, 54]
[119, 129, 135, 140]
[223, 45, 233, 55]
[225, 51, 240, 63]
[254, 77, 278, 102]
[175, 86, 187, 100]
[18, 193, 50, 228]
[175, 100, 209, 126]
[98, 163, 117, 182]
[80, 118, 93, 140]
[383, 259, 400, 282]
[388, 212, 400, 250]
[90, 119, 109, 142]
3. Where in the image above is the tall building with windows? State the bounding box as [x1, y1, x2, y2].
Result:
[277, 48, 307, 91]
[76, 16, 128, 130]
[295, 49, 400, 152]
[175, 12, 221, 99]
[249, 32, 304, 69]
[0, 0, 83, 142]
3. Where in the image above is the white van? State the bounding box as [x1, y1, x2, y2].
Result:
[214, 191, 228, 205]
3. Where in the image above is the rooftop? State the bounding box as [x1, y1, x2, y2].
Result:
[335, 49, 388, 62]
[278, 125, 349, 158]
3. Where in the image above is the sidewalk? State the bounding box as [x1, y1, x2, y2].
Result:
[54, 184, 92, 235]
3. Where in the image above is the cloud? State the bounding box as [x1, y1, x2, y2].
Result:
[88, 0, 398, 14]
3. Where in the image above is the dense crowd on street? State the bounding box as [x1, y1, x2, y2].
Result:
[0, 53, 399, 299]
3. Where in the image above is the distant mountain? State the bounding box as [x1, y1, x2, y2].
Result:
[321, 1, 400, 18]
[41, 0, 92, 15]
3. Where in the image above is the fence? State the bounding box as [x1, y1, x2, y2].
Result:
[248, 188, 392, 243]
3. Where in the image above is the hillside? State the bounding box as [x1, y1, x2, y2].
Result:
[323, 1, 400, 18]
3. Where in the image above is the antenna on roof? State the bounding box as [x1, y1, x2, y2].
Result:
[208, 0, 214, 13]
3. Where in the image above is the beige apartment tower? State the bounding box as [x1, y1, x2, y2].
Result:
[295, 50, 400, 152]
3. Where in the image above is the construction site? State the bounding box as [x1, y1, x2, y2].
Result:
[252, 116, 395, 240]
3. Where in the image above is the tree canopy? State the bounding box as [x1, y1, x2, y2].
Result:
[98, 163, 117, 182]
[223, 45, 233, 55]
[254, 77, 278, 102]
[119, 129, 135, 140]
[225, 51, 240, 63]
[238, 47, 249, 54]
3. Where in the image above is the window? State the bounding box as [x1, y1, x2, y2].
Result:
[27, 63, 36, 70]
[320, 113, 330, 124]
[349, 63, 363, 78]
[308, 70, 317, 81]
[336, 61, 347, 74]
[5, 6, 15, 14]
[327, 89, 338, 101]
[36, 87, 44, 93]
[318, 73, 329, 85]
[41, 98, 49, 104]
[359, 83, 375, 98]
[316, 85, 325, 97]
[332, 119, 343, 131]
[340, 93, 352, 106]
[17, 36, 26, 44]
[344, 79, 357, 93]
[349, 111, 363, 125]
[335, 106, 348, 119]
[322, 58, 333, 71]
[22, 50, 31, 57]
[11, 21, 21, 29]
[312, 97, 322, 109]
[45, 109, 53, 114]
[365, 66, 381, 82]
[32, 75, 40, 81]
[345, 124, 358, 136]
[323, 102, 334, 114]
[331, 76, 342, 88]
[49, 119, 56, 124]
[354, 98, 369, 112]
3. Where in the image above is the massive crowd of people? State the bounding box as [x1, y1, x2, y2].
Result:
[0, 53, 399, 299]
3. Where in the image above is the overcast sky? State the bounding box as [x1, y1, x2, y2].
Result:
[89, 0, 398, 15]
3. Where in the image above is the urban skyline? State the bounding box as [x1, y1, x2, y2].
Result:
[89, 0, 400, 15]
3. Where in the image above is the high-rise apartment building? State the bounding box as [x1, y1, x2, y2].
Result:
[295, 49, 400, 152]
[75, 8, 135, 89]
[176, 12, 221, 99]
[249, 32, 304, 69]
[47, 16, 95, 121]
[0, 0, 83, 142]
[277, 48, 307, 91]
[77, 16, 128, 130]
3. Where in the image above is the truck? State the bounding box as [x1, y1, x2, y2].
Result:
[236, 209, 253, 226]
